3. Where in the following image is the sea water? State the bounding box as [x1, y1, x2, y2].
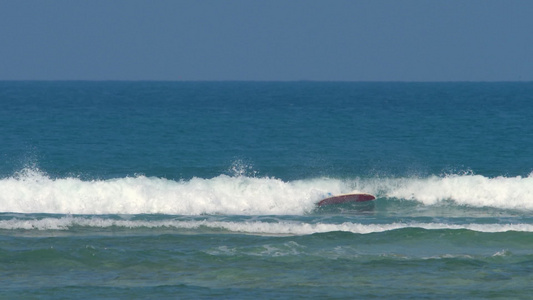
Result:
[1, 81, 532, 299]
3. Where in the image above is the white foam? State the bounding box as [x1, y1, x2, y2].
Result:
[365, 174, 533, 210]
[1, 216, 532, 235]
[0, 168, 346, 215]
[1, 168, 533, 215]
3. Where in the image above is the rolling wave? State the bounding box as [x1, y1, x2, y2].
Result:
[1, 168, 532, 215]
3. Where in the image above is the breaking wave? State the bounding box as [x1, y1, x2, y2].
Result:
[1, 168, 532, 215]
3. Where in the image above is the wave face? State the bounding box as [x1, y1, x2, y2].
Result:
[1, 168, 532, 215]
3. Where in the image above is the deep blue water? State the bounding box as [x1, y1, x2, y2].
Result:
[2, 81, 532, 180]
[1, 81, 533, 298]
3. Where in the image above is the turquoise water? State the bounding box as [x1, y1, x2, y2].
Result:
[1, 82, 533, 298]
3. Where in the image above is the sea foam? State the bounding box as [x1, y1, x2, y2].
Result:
[2, 216, 533, 235]
[374, 174, 533, 210]
[1, 168, 533, 215]
[0, 168, 339, 215]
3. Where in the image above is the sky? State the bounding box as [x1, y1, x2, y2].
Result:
[1, 0, 532, 81]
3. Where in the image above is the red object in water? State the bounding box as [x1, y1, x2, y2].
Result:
[317, 193, 376, 206]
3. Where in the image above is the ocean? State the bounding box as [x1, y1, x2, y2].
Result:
[1, 81, 532, 299]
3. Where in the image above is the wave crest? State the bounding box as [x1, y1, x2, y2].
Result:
[1, 168, 533, 215]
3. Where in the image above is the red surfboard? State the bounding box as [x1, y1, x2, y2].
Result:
[317, 193, 376, 206]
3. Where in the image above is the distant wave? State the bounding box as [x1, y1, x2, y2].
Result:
[1, 168, 533, 215]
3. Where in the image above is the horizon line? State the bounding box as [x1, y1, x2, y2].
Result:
[1, 79, 532, 83]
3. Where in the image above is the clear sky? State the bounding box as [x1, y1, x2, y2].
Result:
[1, 0, 532, 81]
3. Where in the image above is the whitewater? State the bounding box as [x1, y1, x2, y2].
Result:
[2, 167, 532, 215]
[3, 215, 533, 235]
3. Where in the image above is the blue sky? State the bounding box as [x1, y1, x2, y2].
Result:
[1, 1, 532, 81]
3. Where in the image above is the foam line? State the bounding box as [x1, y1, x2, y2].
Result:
[2, 216, 533, 235]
